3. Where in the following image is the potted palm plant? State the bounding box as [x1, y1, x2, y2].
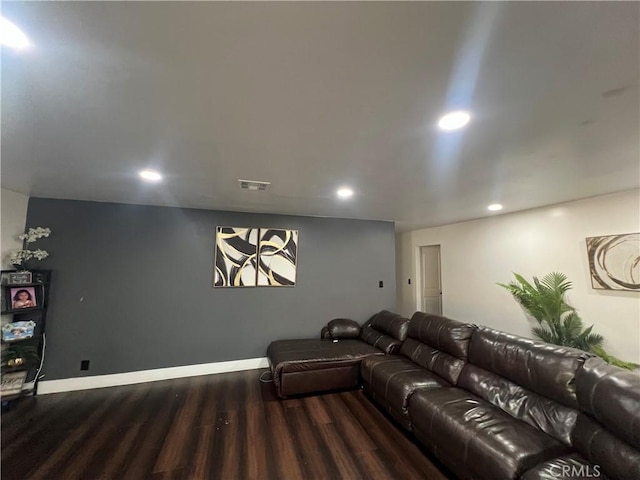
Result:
[499, 272, 637, 369]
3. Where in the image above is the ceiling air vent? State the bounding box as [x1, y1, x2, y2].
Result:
[238, 179, 271, 191]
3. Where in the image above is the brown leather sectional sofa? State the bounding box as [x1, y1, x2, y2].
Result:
[365, 311, 640, 480]
[267, 310, 640, 480]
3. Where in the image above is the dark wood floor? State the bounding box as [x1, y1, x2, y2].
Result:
[1, 369, 451, 480]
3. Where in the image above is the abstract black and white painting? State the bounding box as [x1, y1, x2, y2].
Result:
[214, 227, 259, 287]
[586, 233, 640, 291]
[257, 229, 298, 286]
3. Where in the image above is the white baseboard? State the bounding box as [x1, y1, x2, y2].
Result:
[37, 357, 269, 394]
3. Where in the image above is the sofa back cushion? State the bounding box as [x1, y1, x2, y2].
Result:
[406, 312, 474, 359]
[571, 413, 640, 480]
[398, 313, 474, 385]
[468, 327, 592, 408]
[359, 310, 409, 354]
[369, 310, 410, 341]
[458, 364, 578, 445]
[400, 339, 466, 385]
[575, 357, 640, 450]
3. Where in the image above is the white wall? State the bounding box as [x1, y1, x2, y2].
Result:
[1, 189, 29, 269]
[397, 189, 640, 363]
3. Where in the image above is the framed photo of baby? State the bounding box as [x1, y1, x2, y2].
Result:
[9, 287, 37, 310]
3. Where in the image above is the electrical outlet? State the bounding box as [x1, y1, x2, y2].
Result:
[408, 279, 411, 285]
[379, 280, 384, 288]
[80, 360, 90, 371]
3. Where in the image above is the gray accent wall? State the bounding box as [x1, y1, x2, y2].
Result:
[26, 198, 396, 380]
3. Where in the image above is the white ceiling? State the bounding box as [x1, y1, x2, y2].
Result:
[2, 2, 638, 231]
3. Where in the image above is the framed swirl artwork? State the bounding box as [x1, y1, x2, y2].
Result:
[585, 233, 639, 291]
[214, 226, 298, 287]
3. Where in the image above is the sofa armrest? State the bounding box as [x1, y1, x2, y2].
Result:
[322, 318, 361, 339]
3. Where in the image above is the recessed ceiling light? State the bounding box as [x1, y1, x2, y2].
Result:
[488, 204, 503, 211]
[0, 17, 31, 50]
[438, 111, 471, 131]
[139, 170, 163, 182]
[337, 187, 354, 199]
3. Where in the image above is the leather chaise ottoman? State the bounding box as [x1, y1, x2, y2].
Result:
[267, 338, 384, 398]
[267, 310, 410, 398]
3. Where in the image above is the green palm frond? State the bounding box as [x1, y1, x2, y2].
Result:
[532, 326, 556, 344]
[581, 333, 604, 351]
[539, 272, 573, 295]
[498, 271, 636, 370]
[591, 346, 639, 370]
[562, 312, 585, 346]
[499, 274, 550, 323]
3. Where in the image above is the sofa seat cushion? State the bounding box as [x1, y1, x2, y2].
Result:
[520, 454, 608, 480]
[267, 338, 384, 397]
[361, 355, 449, 430]
[268, 339, 381, 367]
[409, 388, 567, 480]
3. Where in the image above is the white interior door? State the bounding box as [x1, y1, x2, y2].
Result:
[420, 245, 442, 315]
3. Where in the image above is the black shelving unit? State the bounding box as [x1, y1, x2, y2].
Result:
[1, 270, 51, 403]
